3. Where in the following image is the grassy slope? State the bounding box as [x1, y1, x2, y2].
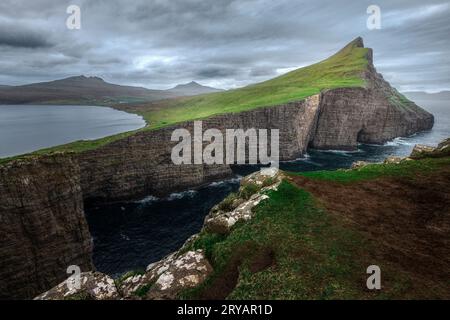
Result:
[141, 40, 368, 129]
[0, 39, 369, 164]
[296, 156, 450, 183]
[181, 156, 450, 299]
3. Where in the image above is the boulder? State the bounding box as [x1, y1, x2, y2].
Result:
[351, 161, 371, 169]
[384, 156, 403, 164]
[35, 272, 119, 300]
[204, 168, 282, 234]
[119, 250, 212, 300]
[410, 144, 436, 158]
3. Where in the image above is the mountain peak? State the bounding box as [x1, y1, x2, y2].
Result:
[338, 37, 365, 53]
[67, 75, 105, 83]
[350, 36, 364, 48]
[168, 81, 223, 96]
[174, 81, 202, 89]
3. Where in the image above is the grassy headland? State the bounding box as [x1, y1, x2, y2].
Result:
[0, 38, 371, 163]
[179, 152, 450, 299]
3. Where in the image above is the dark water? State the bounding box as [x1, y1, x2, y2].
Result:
[86, 100, 449, 277]
[0, 105, 145, 158]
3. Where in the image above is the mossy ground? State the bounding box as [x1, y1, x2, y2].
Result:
[294, 156, 450, 183]
[180, 156, 450, 299]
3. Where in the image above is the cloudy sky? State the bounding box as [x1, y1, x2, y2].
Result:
[0, 0, 449, 92]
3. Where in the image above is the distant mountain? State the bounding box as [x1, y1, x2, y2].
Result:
[167, 81, 223, 96]
[403, 91, 450, 101]
[0, 76, 222, 105]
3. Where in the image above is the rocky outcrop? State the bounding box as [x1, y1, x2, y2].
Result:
[204, 168, 283, 234]
[0, 154, 93, 300]
[310, 38, 433, 150]
[34, 272, 118, 300]
[120, 250, 212, 300]
[410, 138, 450, 159]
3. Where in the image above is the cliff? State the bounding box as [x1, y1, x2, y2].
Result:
[36, 139, 450, 299]
[0, 154, 93, 299]
[310, 38, 433, 149]
[0, 37, 435, 298]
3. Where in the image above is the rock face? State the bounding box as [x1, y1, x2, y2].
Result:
[0, 154, 93, 299]
[310, 39, 433, 150]
[0, 38, 435, 299]
[204, 168, 283, 234]
[78, 95, 320, 202]
[34, 272, 119, 300]
[140, 250, 212, 300]
[37, 169, 282, 300]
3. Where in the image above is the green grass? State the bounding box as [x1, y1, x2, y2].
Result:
[293, 157, 450, 183]
[143, 40, 369, 129]
[181, 180, 416, 299]
[0, 128, 144, 165]
[0, 39, 372, 164]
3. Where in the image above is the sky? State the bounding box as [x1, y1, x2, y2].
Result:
[0, 0, 449, 92]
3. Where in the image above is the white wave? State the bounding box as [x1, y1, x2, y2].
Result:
[316, 149, 363, 156]
[384, 137, 414, 147]
[283, 153, 311, 163]
[209, 175, 243, 186]
[166, 190, 198, 201]
[136, 195, 160, 204]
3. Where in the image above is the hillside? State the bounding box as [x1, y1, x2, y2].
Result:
[120, 37, 371, 128]
[0, 76, 222, 105]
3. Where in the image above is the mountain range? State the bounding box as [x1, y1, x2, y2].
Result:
[0, 76, 222, 105]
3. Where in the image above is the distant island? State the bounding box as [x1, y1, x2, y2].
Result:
[0, 76, 223, 105]
[403, 91, 450, 101]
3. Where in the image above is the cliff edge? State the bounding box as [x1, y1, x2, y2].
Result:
[0, 38, 436, 299]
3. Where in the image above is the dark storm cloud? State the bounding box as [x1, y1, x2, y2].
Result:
[0, 26, 53, 48]
[0, 0, 449, 92]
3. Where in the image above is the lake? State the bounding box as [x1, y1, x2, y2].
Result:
[86, 99, 449, 277]
[0, 105, 146, 158]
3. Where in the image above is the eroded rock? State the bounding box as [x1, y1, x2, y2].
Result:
[204, 168, 282, 234]
[119, 250, 212, 300]
[410, 144, 436, 158]
[351, 161, 371, 169]
[384, 156, 404, 164]
[35, 272, 118, 300]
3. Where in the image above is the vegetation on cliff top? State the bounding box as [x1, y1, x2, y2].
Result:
[138, 37, 369, 129]
[0, 38, 370, 163]
[180, 154, 450, 299]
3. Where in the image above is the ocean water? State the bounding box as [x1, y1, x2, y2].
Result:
[86, 99, 449, 277]
[0, 105, 145, 158]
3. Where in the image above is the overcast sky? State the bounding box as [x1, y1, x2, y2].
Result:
[0, 0, 449, 92]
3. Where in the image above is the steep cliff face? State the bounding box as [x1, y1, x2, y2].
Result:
[310, 39, 433, 150]
[0, 38, 435, 299]
[78, 95, 320, 202]
[0, 154, 93, 299]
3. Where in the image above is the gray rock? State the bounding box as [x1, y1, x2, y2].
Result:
[120, 250, 212, 300]
[35, 272, 119, 300]
[351, 161, 371, 169]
